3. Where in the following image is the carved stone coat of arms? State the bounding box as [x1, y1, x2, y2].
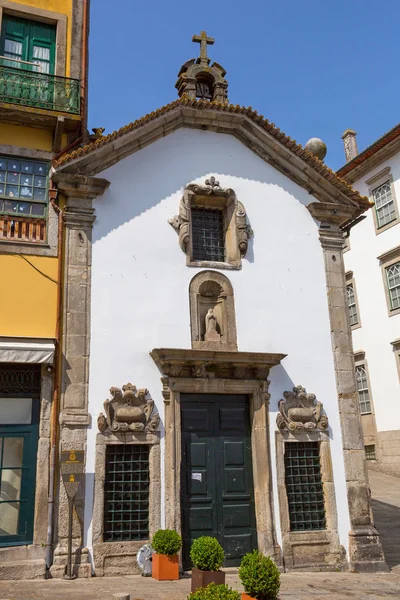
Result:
[276, 385, 328, 431]
[97, 383, 160, 433]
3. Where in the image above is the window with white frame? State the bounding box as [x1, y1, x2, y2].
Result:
[355, 365, 371, 414]
[373, 181, 396, 229]
[386, 262, 400, 311]
[346, 283, 359, 326]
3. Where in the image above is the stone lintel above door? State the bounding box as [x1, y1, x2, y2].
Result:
[150, 348, 287, 381]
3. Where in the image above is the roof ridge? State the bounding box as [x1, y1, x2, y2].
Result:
[54, 98, 368, 208]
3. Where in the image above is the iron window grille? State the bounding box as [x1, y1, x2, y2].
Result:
[386, 262, 400, 311]
[346, 284, 359, 326]
[0, 155, 49, 219]
[373, 182, 396, 228]
[284, 441, 326, 532]
[0, 364, 41, 398]
[365, 445, 376, 461]
[355, 365, 371, 414]
[103, 444, 150, 542]
[191, 207, 225, 262]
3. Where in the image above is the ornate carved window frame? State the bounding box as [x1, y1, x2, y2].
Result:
[169, 177, 252, 270]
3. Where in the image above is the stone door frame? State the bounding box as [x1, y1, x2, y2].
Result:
[162, 376, 282, 564]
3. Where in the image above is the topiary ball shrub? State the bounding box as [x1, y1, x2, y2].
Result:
[190, 536, 225, 571]
[239, 551, 280, 600]
[152, 529, 182, 556]
[188, 583, 240, 600]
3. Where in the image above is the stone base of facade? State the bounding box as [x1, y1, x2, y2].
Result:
[49, 545, 91, 579]
[281, 531, 347, 572]
[93, 541, 144, 577]
[348, 527, 389, 572]
[367, 430, 400, 478]
[0, 546, 47, 580]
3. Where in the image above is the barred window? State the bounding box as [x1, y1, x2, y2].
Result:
[0, 156, 49, 218]
[386, 262, 400, 311]
[373, 182, 396, 228]
[365, 445, 376, 461]
[284, 441, 326, 532]
[191, 207, 225, 262]
[355, 365, 371, 414]
[103, 444, 150, 542]
[0, 364, 41, 398]
[346, 284, 359, 326]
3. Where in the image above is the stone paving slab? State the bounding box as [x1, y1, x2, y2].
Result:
[0, 572, 400, 600]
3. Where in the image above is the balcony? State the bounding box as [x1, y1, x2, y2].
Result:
[0, 64, 80, 115]
[0, 215, 47, 244]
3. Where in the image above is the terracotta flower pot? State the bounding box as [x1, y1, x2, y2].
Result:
[242, 594, 256, 600]
[191, 568, 225, 592]
[152, 553, 179, 580]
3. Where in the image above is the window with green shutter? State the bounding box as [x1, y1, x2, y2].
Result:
[0, 15, 56, 74]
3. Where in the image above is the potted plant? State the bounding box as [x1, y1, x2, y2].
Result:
[151, 529, 182, 580]
[189, 583, 241, 600]
[238, 551, 280, 600]
[190, 536, 225, 592]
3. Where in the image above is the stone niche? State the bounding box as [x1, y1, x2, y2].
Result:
[189, 270, 238, 351]
[93, 383, 161, 577]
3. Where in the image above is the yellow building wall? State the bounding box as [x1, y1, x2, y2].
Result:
[0, 122, 53, 152]
[0, 255, 58, 338]
[13, 0, 73, 77]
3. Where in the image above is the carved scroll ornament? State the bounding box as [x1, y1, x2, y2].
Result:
[97, 382, 160, 433]
[168, 178, 252, 258]
[276, 385, 328, 431]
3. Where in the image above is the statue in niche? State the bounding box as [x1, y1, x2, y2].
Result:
[97, 382, 160, 433]
[205, 308, 221, 342]
[276, 385, 328, 431]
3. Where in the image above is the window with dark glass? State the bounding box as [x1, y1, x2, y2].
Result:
[191, 207, 225, 262]
[284, 441, 326, 531]
[365, 445, 376, 461]
[0, 156, 49, 218]
[103, 444, 150, 542]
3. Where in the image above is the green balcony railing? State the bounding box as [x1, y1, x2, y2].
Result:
[0, 65, 80, 115]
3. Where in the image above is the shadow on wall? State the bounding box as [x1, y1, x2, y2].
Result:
[92, 130, 314, 244]
[371, 498, 400, 571]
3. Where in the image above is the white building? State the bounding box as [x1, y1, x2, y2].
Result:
[50, 35, 387, 576]
[339, 128, 400, 478]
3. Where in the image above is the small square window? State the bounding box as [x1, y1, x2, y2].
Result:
[365, 445, 376, 461]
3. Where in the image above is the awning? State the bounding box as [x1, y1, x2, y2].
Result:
[0, 338, 55, 364]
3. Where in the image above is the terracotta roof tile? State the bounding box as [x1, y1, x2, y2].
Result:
[54, 97, 368, 208]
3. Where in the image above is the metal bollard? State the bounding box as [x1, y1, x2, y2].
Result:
[112, 594, 130, 600]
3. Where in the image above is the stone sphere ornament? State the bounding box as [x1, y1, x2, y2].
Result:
[305, 137, 327, 161]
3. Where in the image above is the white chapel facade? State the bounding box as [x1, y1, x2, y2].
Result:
[51, 33, 387, 576]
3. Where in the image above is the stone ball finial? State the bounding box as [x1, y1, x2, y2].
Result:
[305, 137, 327, 161]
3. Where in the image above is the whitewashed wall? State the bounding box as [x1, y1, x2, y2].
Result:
[344, 154, 400, 434]
[84, 129, 351, 560]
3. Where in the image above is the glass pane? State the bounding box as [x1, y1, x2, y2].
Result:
[33, 188, 45, 201]
[0, 185, 5, 197]
[33, 163, 47, 175]
[4, 39, 23, 58]
[0, 159, 6, 171]
[21, 175, 33, 187]
[0, 501, 20, 535]
[0, 200, 3, 211]
[0, 398, 32, 424]
[5, 186, 18, 199]
[7, 160, 20, 173]
[4, 200, 17, 212]
[21, 162, 34, 175]
[20, 187, 33, 199]
[31, 203, 45, 217]
[0, 173, 5, 183]
[0, 468, 22, 501]
[17, 202, 31, 215]
[2, 438, 23, 468]
[6, 172, 19, 185]
[33, 176, 46, 188]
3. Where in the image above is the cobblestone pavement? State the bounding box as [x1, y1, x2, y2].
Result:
[0, 470, 397, 599]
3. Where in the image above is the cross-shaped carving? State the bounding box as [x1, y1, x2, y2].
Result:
[192, 31, 214, 63]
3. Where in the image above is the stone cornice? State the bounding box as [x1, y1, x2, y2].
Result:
[150, 348, 286, 380]
[307, 202, 363, 228]
[55, 105, 367, 210]
[52, 173, 110, 200]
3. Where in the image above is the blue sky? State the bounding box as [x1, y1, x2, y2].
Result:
[88, 0, 399, 172]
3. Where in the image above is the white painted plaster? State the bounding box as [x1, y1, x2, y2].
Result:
[344, 155, 400, 434]
[84, 129, 351, 562]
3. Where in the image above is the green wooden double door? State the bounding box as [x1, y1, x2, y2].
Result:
[181, 395, 257, 569]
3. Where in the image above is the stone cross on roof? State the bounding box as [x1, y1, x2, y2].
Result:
[192, 31, 214, 65]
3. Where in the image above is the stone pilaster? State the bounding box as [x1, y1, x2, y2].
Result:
[309, 202, 388, 572]
[50, 173, 110, 578]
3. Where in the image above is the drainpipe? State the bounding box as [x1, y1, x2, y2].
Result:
[46, 187, 63, 569]
[81, 0, 89, 139]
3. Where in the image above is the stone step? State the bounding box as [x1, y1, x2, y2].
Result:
[0, 559, 46, 580]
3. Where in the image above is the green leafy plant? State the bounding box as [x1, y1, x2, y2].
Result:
[239, 551, 280, 600]
[188, 583, 240, 600]
[151, 529, 182, 556]
[190, 537, 224, 571]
